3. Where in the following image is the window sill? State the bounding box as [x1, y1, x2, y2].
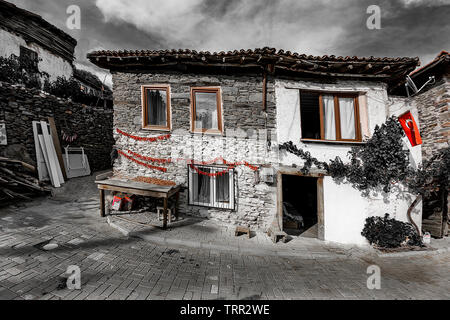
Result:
[300, 139, 366, 145]
[141, 127, 171, 132]
[190, 130, 224, 136]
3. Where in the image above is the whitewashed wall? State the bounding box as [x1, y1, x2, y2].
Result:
[0, 28, 73, 82]
[275, 79, 422, 245]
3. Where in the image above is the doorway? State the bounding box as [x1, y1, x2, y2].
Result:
[277, 171, 324, 239]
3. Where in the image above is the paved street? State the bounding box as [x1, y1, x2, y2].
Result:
[0, 174, 449, 300]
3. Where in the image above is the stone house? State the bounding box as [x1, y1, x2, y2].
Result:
[88, 48, 421, 245]
[0, 0, 115, 175]
[0, 0, 76, 82]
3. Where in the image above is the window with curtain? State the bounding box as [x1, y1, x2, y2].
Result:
[191, 87, 222, 134]
[142, 85, 170, 130]
[300, 91, 361, 142]
[188, 165, 234, 209]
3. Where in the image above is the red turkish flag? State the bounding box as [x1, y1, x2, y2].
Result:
[398, 111, 422, 146]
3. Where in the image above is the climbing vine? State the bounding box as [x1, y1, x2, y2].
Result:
[280, 116, 449, 238]
[279, 116, 448, 200]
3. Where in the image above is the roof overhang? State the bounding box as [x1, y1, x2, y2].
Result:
[87, 48, 419, 89]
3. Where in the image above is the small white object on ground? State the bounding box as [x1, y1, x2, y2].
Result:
[43, 243, 58, 250]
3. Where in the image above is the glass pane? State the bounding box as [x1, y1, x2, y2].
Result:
[339, 97, 356, 139]
[322, 95, 336, 140]
[146, 89, 167, 126]
[193, 168, 210, 203]
[299, 92, 321, 139]
[195, 91, 218, 130]
[216, 172, 230, 203]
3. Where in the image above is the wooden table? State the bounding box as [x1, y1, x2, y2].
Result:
[95, 178, 181, 229]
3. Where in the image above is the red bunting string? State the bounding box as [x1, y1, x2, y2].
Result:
[188, 157, 224, 165]
[189, 164, 235, 177]
[119, 148, 259, 173]
[127, 150, 172, 163]
[118, 150, 167, 172]
[116, 128, 171, 142]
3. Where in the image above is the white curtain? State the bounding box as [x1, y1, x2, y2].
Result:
[323, 95, 336, 140]
[195, 92, 218, 130]
[147, 90, 167, 126]
[216, 172, 230, 203]
[193, 169, 210, 204]
[339, 98, 356, 139]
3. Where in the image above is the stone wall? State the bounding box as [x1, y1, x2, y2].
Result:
[412, 76, 450, 237]
[111, 70, 278, 229]
[413, 77, 450, 161]
[0, 81, 114, 172]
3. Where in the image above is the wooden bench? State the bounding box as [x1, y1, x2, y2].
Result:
[95, 177, 181, 229]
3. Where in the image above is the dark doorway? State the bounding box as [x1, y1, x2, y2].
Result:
[282, 175, 318, 237]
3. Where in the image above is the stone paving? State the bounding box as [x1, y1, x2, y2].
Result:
[0, 173, 449, 300]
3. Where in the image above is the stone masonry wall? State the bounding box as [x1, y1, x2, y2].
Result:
[112, 70, 278, 229]
[0, 81, 114, 172]
[412, 76, 450, 237]
[413, 77, 450, 161]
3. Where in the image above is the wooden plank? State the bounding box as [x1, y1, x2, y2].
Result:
[40, 121, 64, 186]
[97, 184, 168, 198]
[38, 133, 58, 187]
[276, 171, 283, 231]
[48, 117, 67, 180]
[317, 177, 325, 240]
[95, 179, 173, 192]
[32, 121, 49, 182]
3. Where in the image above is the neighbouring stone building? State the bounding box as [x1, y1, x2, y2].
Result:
[398, 51, 449, 238]
[88, 48, 424, 245]
[0, 0, 114, 174]
[0, 0, 76, 82]
[0, 81, 114, 172]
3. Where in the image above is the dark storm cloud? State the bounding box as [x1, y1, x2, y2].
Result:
[7, 0, 450, 84]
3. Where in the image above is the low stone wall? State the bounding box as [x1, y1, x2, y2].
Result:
[0, 81, 114, 172]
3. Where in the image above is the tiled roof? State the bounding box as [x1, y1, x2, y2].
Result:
[87, 47, 419, 84]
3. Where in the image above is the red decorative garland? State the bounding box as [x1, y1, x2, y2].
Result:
[118, 150, 167, 172]
[127, 150, 172, 163]
[116, 128, 171, 142]
[223, 159, 259, 171]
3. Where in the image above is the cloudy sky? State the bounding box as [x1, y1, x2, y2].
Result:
[9, 0, 450, 86]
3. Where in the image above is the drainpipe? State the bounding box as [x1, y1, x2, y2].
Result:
[262, 70, 267, 112]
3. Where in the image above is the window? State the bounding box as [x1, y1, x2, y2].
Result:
[190, 87, 223, 134]
[188, 165, 235, 209]
[19, 46, 38, 72]
[300, 91, 361, 142]
[142, 85, 171, 130]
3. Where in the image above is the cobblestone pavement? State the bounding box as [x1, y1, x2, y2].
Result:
[0, 174, 449, 300]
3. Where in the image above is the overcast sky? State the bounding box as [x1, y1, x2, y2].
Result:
[9, 0, 450, 86]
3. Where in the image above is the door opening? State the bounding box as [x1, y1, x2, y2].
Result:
[281, 174, 318, 238]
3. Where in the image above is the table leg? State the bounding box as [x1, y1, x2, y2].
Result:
[100, 189, 105, 217]
[175, 191, 180, 220]
[163, 197, 168, 229]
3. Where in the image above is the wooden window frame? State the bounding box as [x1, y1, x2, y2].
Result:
[301, 90, 362, 142]
[190, 87, 223, 135]
[141, 85, 171, 131]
